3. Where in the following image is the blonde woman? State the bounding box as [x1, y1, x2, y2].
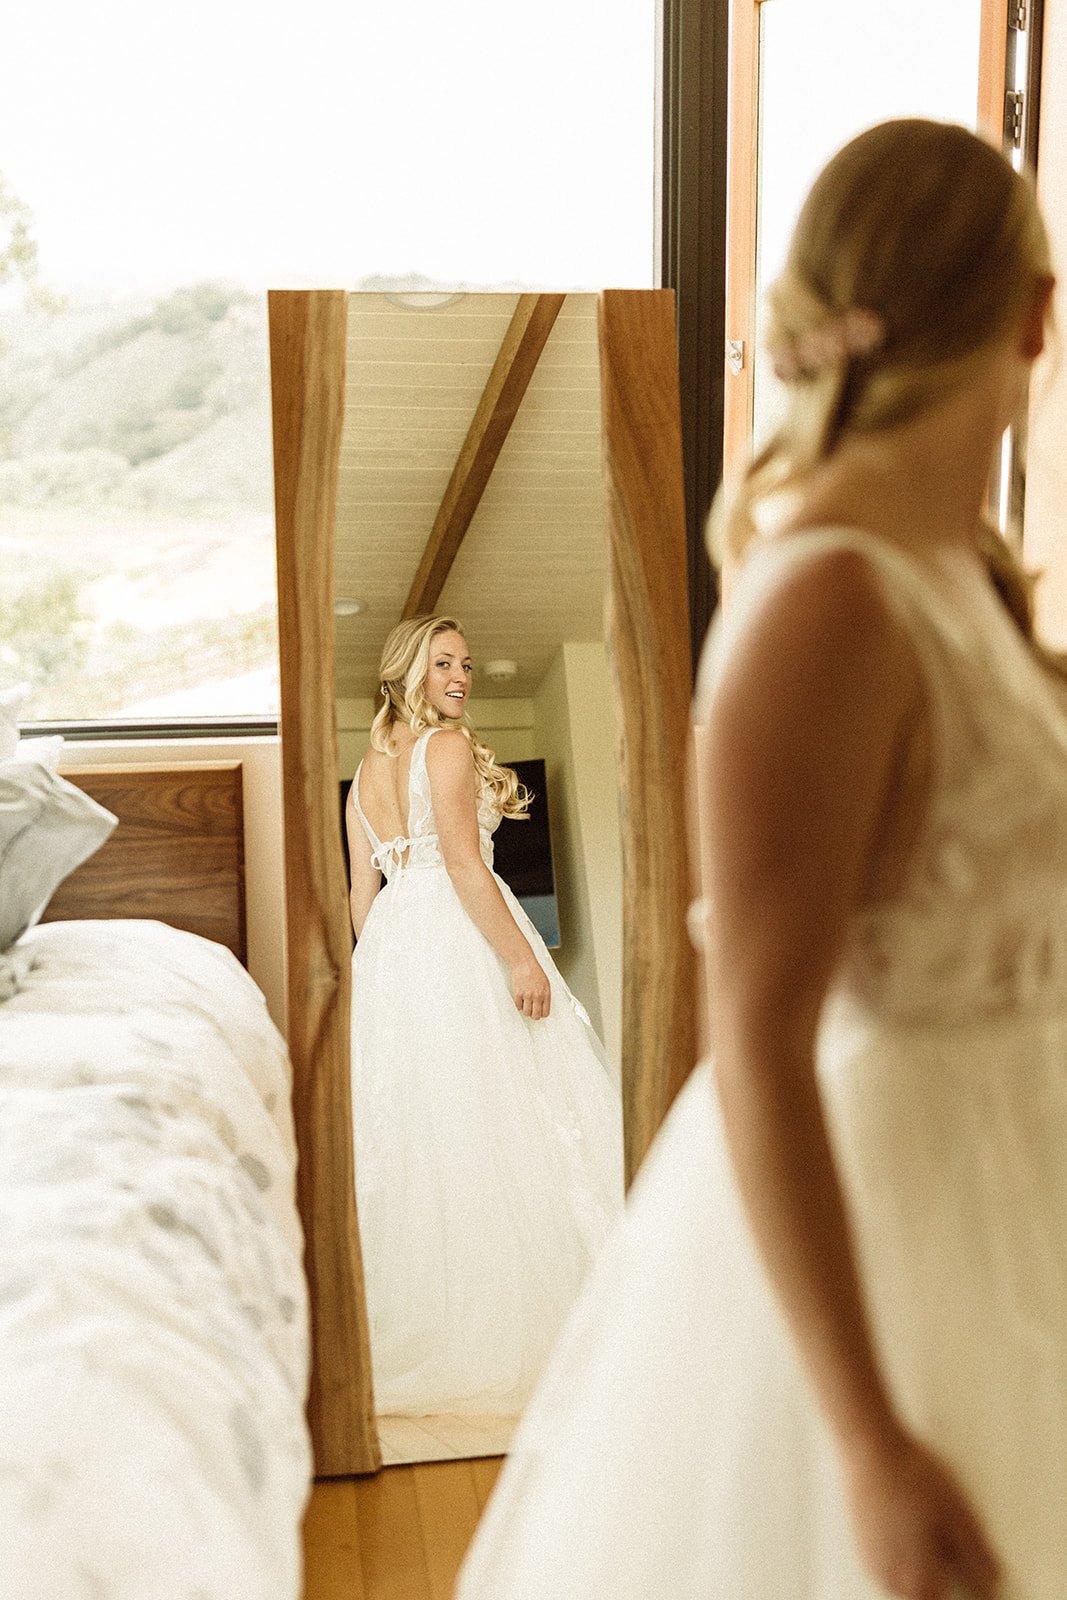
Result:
[458, 121, 1063, 1599]
[346, 615, 622, 1417]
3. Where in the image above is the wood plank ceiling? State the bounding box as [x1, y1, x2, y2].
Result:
[334, 292, 608, 702]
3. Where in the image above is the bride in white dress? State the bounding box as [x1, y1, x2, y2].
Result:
[458, 121, 1063, 1598]
[346, 615, 623, 1417]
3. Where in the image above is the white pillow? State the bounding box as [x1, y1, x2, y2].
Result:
[0, 683, 30, 761]
[0, 684, 63, 772]
[14, 735, 65, 772]
[0, 762, 117, 952]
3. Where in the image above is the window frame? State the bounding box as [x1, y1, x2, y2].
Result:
[27, 717, 279, 742]
[721, 0, 1022, 490]
[659, 0, 731, 672]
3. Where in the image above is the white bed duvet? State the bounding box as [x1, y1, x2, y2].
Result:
[0, 919, 311, 1600]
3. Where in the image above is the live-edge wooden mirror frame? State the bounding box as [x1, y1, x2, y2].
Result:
[270, 287, 696, 1478]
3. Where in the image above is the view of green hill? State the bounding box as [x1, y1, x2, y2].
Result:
[0, 283, 278, 720]
[0, 282, 273, 514]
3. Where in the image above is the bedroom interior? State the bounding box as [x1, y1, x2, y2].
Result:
[3, 0, 1062, 1596]
[0, 281, 694, 1591]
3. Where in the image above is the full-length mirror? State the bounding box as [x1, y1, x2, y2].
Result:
[270, 285, 695, 1479]
[335, 292, 625, 1463]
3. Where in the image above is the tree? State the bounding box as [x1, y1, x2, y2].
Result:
[0, 170, 60, 311]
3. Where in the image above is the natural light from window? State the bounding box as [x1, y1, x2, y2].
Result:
[753, 0, 985, 447]
[0, 0, 657, 722]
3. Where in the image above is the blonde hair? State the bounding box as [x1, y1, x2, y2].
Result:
[717, 119, 1055, 661]
[370, 615, 531, 819]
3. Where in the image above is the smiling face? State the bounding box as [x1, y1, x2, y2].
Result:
[423, 629, 473, 719]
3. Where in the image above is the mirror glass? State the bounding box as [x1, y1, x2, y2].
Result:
[334, 291, 625, 1465]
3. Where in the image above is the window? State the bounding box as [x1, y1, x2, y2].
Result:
[753, 0, 984, 445]
[725, 0, 998, 471]
[1, 0, 656, 726]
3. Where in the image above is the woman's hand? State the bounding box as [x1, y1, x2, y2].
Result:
[510, 956, 551, 1020]
[845, 1426, 1002, 1600]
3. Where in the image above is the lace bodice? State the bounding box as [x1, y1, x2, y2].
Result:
[352, 727, 501, 881]
[699, 527, 1067, 1028]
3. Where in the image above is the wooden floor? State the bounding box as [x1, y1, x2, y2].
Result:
[302, 1458, 503, 1600]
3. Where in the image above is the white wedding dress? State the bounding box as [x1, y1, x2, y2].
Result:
[349, 728, 624, 1416]
[457, 527, 1067, 1600]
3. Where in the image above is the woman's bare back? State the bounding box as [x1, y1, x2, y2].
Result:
[355, 730, 421, 846]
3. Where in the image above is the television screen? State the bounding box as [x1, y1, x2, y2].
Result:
[492, 759, 560, 949]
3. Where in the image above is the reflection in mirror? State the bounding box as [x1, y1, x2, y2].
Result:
[334, 292, 626, 1464]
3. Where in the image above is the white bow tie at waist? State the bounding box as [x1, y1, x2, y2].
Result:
[371, 833, 441, 873]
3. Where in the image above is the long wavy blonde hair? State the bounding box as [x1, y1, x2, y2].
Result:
[715, 119, 1057, 668]
[369, 614, 531, 819]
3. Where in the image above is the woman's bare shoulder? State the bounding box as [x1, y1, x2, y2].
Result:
[719, 542, 917, 708]
[425, 727, 475, 774]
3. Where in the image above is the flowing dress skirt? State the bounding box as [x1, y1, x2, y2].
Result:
[457, 1001, 1067, 1598]
[352, 863, 623, 1416]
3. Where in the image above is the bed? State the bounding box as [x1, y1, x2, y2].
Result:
[0, 720, 311, 1595]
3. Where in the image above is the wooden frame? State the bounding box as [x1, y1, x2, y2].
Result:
[599, 291, 697, 1180]
[270, 290, 381, 1478]
[723, 0, 759, 482]
[270, 288, 695, 1474]
[978, 0, 1010, 142]
[660, 0, 730, 666]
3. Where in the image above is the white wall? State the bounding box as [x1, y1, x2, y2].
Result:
[559, 641, 623, 1072]
[534, 650, 603, 1032]
[58, 737, 288, 1031]
[533, 643, 623, 1076]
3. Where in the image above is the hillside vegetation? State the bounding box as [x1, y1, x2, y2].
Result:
[0, 283, 278, 719]
[0, 282, 273, 514]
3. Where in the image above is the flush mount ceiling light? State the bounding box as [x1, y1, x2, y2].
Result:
[334, 597, 367, 617]
[384, 291, 465, 310]
[483, 659, 518, 683]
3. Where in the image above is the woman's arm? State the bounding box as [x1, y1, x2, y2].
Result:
[427, 731, 550, 1019]
[345, 787, 382, 939]
[702, 548, 999, 1600]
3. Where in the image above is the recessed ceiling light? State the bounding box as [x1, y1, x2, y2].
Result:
[334, 597, 367, 617]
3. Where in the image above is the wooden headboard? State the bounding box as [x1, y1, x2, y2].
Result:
[42, 762, 247, 965]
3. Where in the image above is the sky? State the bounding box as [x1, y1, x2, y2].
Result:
[0, 0, 659, 297]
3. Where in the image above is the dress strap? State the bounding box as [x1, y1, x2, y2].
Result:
[408, 727, 443, 839]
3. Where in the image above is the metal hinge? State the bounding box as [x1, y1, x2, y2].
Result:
[1009, 0, 1027, 29]
[726, 339, 745, 376]
[1005, 89, 1025, 149]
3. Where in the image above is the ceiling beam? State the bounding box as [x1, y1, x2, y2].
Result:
[401, 292, 566, 619]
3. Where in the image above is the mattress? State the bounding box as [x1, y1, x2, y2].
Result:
[0, 918, 311, 1598]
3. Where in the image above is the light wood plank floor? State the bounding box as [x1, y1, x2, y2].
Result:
[302, 1458, 503, 1600]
